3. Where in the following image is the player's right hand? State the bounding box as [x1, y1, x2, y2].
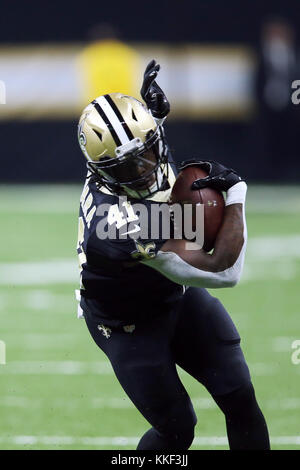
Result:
[140, 59, 170, 119]
[178, 159, 243, 192]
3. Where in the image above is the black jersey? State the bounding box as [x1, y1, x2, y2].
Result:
[76, 165, 183, 326]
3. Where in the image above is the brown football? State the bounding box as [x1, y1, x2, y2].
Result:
[170, 166, 225, 252]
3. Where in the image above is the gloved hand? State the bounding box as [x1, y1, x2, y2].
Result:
[140, 59, 170, 119]
[177, 159, 243, 192]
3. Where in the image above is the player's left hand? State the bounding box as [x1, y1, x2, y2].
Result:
[178, 159, 243, 192]
[140, 59, 170, 119]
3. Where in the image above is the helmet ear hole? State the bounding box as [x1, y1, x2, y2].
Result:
[93, 129, 103, 141]
[132, 109, 138, 121]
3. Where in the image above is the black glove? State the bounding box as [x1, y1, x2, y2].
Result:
[140, 59, 170, 119]
[177, 159, 242, 192]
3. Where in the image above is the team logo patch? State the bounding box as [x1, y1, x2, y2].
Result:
[123, 324, 135, 333]
[97, 324, 112, 339]
[79, 131, 86, 146]
[131, 240, 156, 261]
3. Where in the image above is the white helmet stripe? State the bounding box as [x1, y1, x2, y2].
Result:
[95, 96, 130, 145]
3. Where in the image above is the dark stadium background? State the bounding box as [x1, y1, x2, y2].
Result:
[1, 0, 299, 183]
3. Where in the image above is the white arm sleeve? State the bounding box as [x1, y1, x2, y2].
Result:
[142, 182, 247, 289]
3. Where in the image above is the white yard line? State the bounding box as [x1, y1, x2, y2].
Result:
[0, 396, 215, 410]
[0, 259, 78, 285]
[0, 234, 300, 286]
[0, 361, 112, 375]
[248, 362, 280, 376]
[1, 333, 83, 349]
[246, 235, 300, 259]
[1, 395, 300, 411]
[0, 360, 281, 376]
[0, 435, 299, 447]
[266, 398, 300, 410]
[0, 291, 74, 314]
[272, 337, 297, 352]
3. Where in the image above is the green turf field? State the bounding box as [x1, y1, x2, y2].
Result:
[0, 184, 299, 450]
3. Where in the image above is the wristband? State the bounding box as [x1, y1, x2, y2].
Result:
[225, 181, 247, 206]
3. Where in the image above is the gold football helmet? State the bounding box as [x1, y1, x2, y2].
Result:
[78, 92, 169, 198]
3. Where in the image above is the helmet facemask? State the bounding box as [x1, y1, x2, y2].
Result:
[87, 126, 169, 199]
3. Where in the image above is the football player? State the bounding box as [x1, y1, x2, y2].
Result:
[76, 60, 270, 450]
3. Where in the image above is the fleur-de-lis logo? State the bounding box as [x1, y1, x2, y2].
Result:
[97, 324, 112, 339]
[131, 240, 156, 261]
[78, 118, 87, 147]
[78, 113, 90, 157]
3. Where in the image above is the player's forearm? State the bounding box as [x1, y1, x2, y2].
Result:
[206, 204, 245, 272]
[145, 182, 247, 289]
[173, 182, 247, 273]
[209, 182, 247, 274]
[168, 204, 244, 274]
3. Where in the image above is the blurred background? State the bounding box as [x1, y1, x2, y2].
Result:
[1, 0, 300, 182]
[0, 0, 300, 450]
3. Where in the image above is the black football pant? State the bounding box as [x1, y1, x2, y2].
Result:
[84, 287, 270, 450]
